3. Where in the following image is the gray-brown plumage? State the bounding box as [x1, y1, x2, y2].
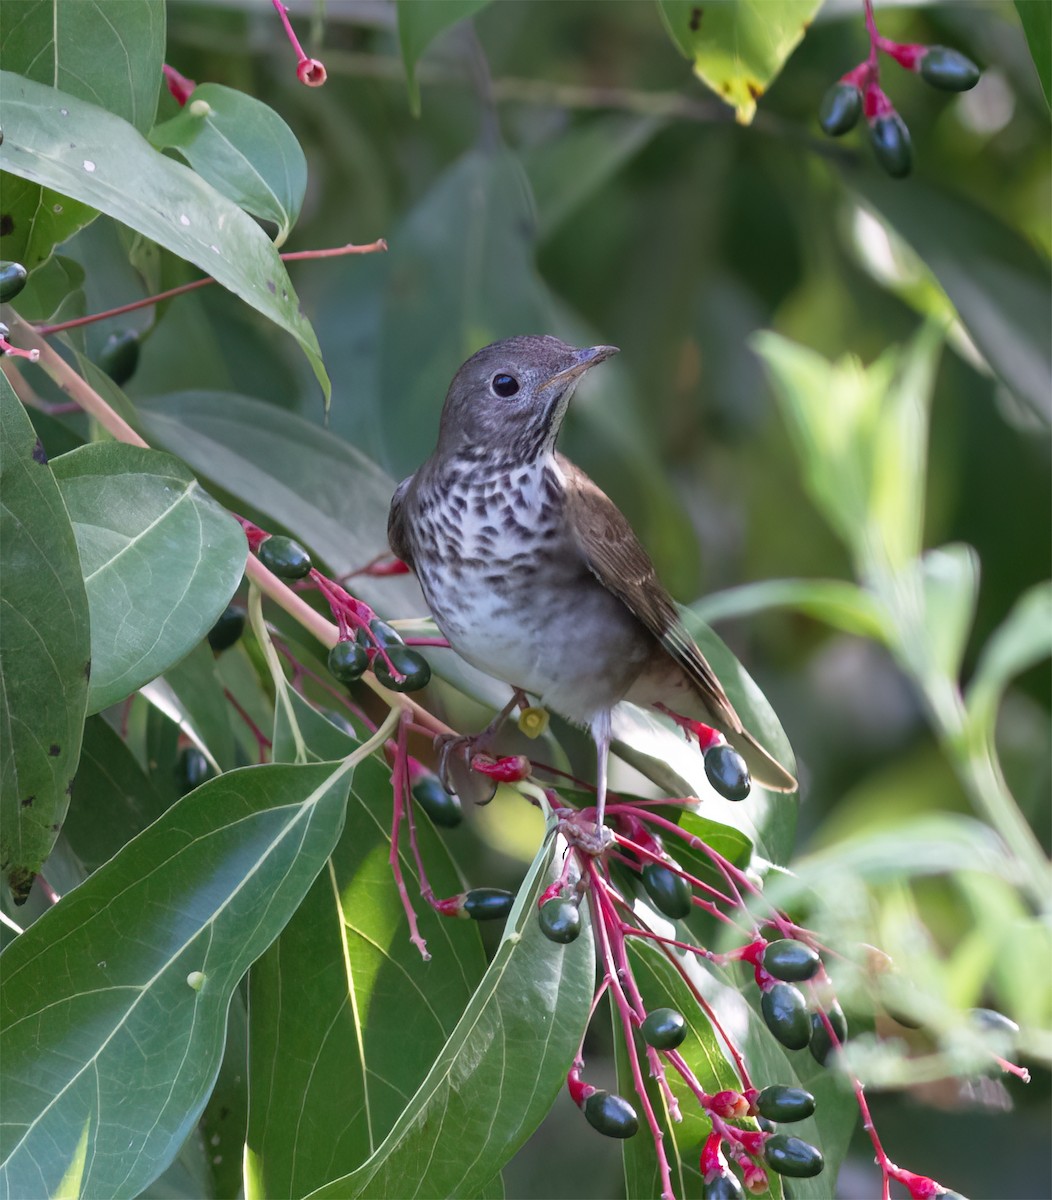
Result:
[388, 335, 796, 826]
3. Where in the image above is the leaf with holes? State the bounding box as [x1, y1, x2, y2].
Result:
[0, 385, 90, 900]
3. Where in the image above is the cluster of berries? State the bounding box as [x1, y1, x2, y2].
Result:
[820, 37, 980, 177]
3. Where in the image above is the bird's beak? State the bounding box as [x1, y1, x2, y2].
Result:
[545, 344, 620, 388]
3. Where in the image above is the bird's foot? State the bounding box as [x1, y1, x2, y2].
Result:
[560, 813, 615, 858]
[435, 688, 533, 801]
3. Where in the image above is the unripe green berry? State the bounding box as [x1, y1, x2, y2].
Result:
[920, 46, 981, 92]
[97, 329, 140, 385]
[702, 1171, 744, 1199]
[809, 1001, 848, 1065]
[257, 535, 312, 579]
[764, 1133, 824, 1178]
[640, 1007, 688, 1050]
[869, 113, 912, 178]
[761, 983, 811, 1051]
[538, 897, 582, 943]
[582, 1090, 639, 1138]
[207, 604, 245, 653]
[819, 82, 863, 136]
[762, 939, 821, 982]
[0, 262, 28, 302]
[175, 746, 212, 795]
[365, 618, 404, 649]
[640, 862, 692, 919]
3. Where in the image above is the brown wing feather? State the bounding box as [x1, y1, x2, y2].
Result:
[558, 454, 742, 734]
[387, 475, 415, 569]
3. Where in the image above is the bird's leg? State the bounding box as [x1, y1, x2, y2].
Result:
[653, 702, 724, 752]
[435, 687, 531, 794]
[590, 709, 612, 833]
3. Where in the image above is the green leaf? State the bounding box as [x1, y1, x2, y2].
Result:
[246, 695, 487, 1197]
[50, 442, 246, 713]
[917, 544, 980, 683]
[62, 714, 170, 873]
[0, 72, 330, 398]
[658, 0, 821, 124]
[694, 578, 889, 641]
[0, 759, 356, 1199]
[0, 0, 165, 267]
[849, 174, 1051, 424]
[377, 147, 550, 476]
[150, 84, 308, 248]
[305, 828, 595, 1200]
[967, 582, 1052, 738]
[396, 0, 491, 115]
[752, 324, 943, 579]
[0, 385, 90, 900]
[9, 253, 86, 324]
[156, 641, 240, 772]
[1016, 0, 1051, 108]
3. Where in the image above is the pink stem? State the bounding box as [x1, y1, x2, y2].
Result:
[389, 711, 429, 959]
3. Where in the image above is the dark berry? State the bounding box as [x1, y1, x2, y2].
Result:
[764, 1133, 824, 1178]
[640, 1007, 688, 1050]
[755, 1085, 816, 1123]
[762, 939, 821, 982]
[365, 618, 404, 649]
[869, 113, 912, 178]
[206, 604, 245, 653]
[328, 639, 369, 683]
[704, 744, 750, 801]
[761, 983, 811, 1051]
[818, 82, 863, 136]
[97, 329, 140, 385]
[582, 1090, 639, 1138]
[0, 261, 28, 302]
[257, 535, 312, 579]
[702, 1171, 744, 1199]
[969, 1008, 1019, 1037]
[920, 46, 981, 91]
[175, 746, 212, 795]
[462, 888, 514, 921]
[412, 773, 463, 828]
[373, 645, 431, 692]
[809, 1001, 848, 1065]
[640, 862, 692, 919]
[538, 897, 582, 943]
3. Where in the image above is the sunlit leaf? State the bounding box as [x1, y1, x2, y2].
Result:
[0, 385, 89, 899]
[50, 442, 246, 713]
[0, 759, 356, 1199]
[695, 578, 889, 641]
[658, 0, 821, 124]
[1015, 0, 1051, 108]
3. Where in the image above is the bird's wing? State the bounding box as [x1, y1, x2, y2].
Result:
[387, 474, 415, 569]
[560, 455, 797, 792]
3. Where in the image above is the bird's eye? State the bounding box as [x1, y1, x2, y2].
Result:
[492, 373, 520, 398]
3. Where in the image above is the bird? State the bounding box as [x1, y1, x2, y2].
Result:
[387, 335, 797, 833]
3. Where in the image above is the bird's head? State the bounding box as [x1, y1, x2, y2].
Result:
[437, 335, 619, 462]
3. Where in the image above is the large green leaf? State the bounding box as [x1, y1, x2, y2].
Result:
[150, 83, 307, 248]
[694, 578, 888, 641]
[849, 174, 1051, 424]
[246, 694, 487, 1198]
[50, 442, 246, 713]
[395, 0, 491, 115]
[0, 759, 356, 1199]
[0, 0, 165, 266]
[0, 72, 329, 397]
[658, 0, 821, 124]
[306, 826, 595, 1200]
[0, 385, 90, 900]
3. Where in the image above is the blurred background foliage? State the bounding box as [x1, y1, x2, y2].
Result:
[10, 0, 1048, 1194]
